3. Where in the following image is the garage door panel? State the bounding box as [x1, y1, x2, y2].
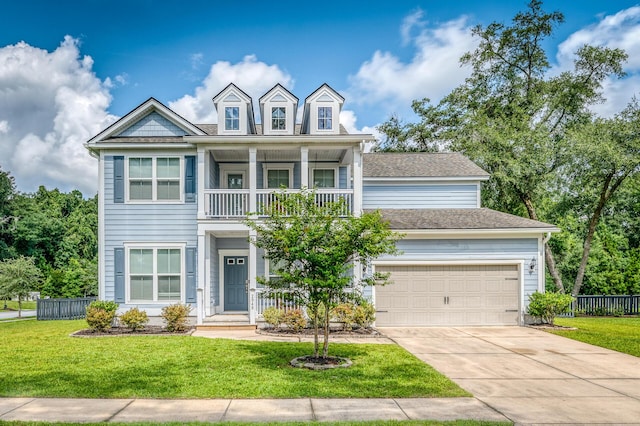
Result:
[376, 264, 520, 326]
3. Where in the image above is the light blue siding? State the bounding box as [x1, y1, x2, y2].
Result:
[117, 112, 187, 137]
[103, 156, 197, 301]
[363, 184, 478, 209]
[374, 238, 540, 305]
[293, 162, 301, 188]
[209, 154, 219, 188]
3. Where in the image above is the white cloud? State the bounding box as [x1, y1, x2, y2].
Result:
[347, 15, 477, 117]
[400, 9, 426, 46]
[0, 36, 116, 194]
[169, 55, 293, 123]
[555, 6, 640, 116]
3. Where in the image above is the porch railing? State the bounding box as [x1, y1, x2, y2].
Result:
[255, 289, 302, 316]
[204, 189, 353, 218]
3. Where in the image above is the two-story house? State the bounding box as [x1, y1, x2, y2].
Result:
[85, 83, 557, 327]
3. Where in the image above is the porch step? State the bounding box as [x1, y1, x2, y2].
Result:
[196, 323, 256, 331]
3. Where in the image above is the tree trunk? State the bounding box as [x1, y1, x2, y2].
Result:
[322, 302, 331, 358]
[572, 174, 624, 296]
[18, 297, 22, 318]
[522, 196, 565, 293]
[313, 307, 319, 358]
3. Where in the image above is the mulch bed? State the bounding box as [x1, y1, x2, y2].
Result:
[72, 325, 194, 337]
[290, 355, 353, 370]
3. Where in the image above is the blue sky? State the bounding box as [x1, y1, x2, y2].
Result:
[1, 0, 640, 194]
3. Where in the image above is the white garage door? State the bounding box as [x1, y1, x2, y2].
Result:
[375, 264, 520, 326]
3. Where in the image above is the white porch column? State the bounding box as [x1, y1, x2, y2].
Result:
[197, 147, 206, 219]
[353, 144, 363, 217]
[300, 146, 309, 188]
[248, 229, 258, 324]
[197, 227, 206, 325]
[249, 147, 257, 213]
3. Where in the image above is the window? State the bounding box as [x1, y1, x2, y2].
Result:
[271, 107, 286, 130]
[267, 169, 290, 188]
[129, 247, 182, 302]
[313, 169, 336, 188]
[266, 258, 285, 285]
[128, 157, 181, 201]
[225, 106, 240, 130]
[318, 106, 332, 130]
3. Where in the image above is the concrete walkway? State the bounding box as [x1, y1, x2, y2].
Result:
[0, 310, 36, 320]
[380, 326, 640, 425]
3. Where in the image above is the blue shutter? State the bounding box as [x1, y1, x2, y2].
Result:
[185, 155, 196, 203]
[185, 247, 197, 303]
[114, 247, 125, 303]
[114, 156, 125, 203]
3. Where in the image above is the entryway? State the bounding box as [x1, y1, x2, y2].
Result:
[223, 256, 248, 311]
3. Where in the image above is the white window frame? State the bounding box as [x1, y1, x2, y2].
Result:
[317, 106, 333, 130]
[271, 106, 287, 131]
[310, 166, 338, 189]
[220, 164, 249, 189]
[126, 156, 183, 203]
[224, 106, 240, 131]
[125, 243, 186, 304]
[262, 163, 294, 189]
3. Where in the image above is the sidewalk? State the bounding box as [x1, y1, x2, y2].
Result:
[0, 397, 509, 423]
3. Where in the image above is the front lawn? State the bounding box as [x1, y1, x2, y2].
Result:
[0, 320, 468, 399]
[551, 316, 640, 357]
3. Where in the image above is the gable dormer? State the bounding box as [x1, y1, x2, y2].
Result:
[212, 83, 257, 135]
[301, 84, 344, 135]
[259, 84, 298, 135]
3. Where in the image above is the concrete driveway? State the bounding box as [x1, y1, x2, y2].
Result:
[379, 326, 640, 425]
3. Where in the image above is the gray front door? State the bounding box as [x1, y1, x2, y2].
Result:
[224, 256, 248, 311]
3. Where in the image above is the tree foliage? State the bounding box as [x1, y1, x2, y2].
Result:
[376, 0, 637, 295]
[0, 256, 42, 317]
[246, 189, 401, 358]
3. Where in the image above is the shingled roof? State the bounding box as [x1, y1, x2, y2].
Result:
[363, 152, 490, 178]
[370, 208, 557, 231]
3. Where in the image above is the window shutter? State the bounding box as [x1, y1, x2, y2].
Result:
[113, 156, 125, 203]
[185, 247, 197, 303]
[185, 156, 196, 203]
[114, 247, 125, 303]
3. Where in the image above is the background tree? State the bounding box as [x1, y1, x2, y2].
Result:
[0, 256, 42, 317]
[376, 0, 628, 294]
[247, 189, 401, 359]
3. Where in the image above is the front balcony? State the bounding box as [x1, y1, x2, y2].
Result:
[204, 188, 354, 218]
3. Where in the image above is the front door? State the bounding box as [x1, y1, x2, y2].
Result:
[224, 256, 248, 311]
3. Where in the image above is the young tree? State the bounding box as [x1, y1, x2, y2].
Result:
[376, 0, 627, 293]
[246, 189, 401, 359]
[0, 256, 42, 317]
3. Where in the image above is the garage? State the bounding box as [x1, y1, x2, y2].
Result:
[374, 264, 520, 326]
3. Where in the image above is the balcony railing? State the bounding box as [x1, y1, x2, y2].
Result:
[204, 189, 353, 218]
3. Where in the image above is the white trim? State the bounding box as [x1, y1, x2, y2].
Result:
[476, 183, 482, 208]
[372, 259, 524, 326]
[219, 164, 248, 189]
[98, 151, 105, 300]
[124, 243, 187, 304]
[218, 249, 250, 313]
[262, 163, 294, 188]
[399, 229, 560, 238]
[125, 155, 184, 203]
[309, 166, 338, 189]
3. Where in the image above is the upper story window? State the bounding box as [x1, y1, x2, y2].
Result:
[313, 169, 336, 188]
[271, 107, 286, 130]
[129, 246, 182, 302]
[128, 157, 181, 201]
[267, 169, 290, 188]
[318, 107, 333, 130]
[225, 106, 240, 130]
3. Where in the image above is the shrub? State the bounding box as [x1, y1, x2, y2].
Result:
[161, 303, 192, 332]
[527, 291, 574, 325]
[332, 303, 355, 330]
[86, 300, 119, 331]
[262, 307, 284, 329]
[282, 308, 307, 332]
[119, 307, 149, 331]
[352, 300, 376, 328]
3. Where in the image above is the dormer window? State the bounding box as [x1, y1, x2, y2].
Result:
[272, 107, 286, 130]
[225, 107, 240, 131]
[318, 107, 333, 130]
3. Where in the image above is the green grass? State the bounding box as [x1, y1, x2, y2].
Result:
[0, 300, 36, 311]
[0, 421, 511, 426]
[0, 320, 468, 399]
[551, 316, 640, 357]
